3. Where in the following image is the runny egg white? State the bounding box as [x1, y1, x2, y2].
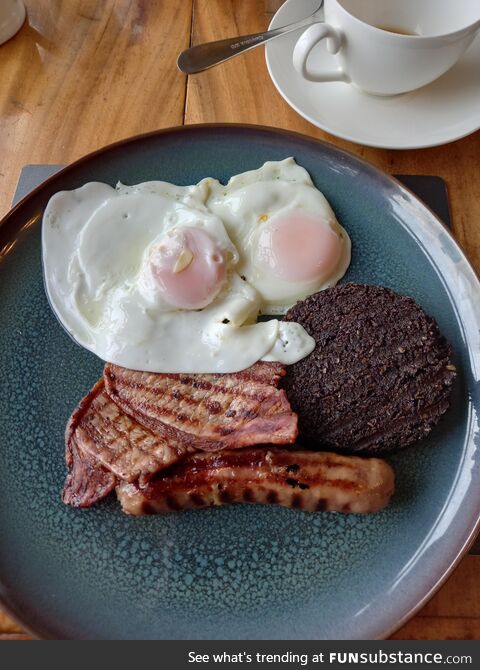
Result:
[42, 159, 351, 373]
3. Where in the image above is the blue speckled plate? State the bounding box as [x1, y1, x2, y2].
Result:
[1, 125, 479, 640]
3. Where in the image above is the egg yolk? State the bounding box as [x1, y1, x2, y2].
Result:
[149, 227, 226, 310]
[256, 211, 343, 282]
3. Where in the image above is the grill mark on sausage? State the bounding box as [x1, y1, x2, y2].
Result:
[219, 490, 234, 504]
[190, 493, 205, 507]
[116, 448, 395, 515]
[243, 488, 255, 502]
[142, 502, 158, 515]
[266, 490, 279, 504]
[316, 498, 328, 511]
[286, 464, 300, 474]
[132, 448, 349, 478]
[166, 495, 182, 511]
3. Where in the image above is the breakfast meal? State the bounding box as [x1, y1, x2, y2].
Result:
[42, 159, 456, 516]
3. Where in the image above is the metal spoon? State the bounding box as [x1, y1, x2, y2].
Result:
[177, 2, 324, 74]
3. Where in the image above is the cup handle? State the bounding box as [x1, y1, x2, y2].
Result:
[293, 23, 350, 83]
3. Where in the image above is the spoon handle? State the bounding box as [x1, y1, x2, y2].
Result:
[177, 20, 313, 74]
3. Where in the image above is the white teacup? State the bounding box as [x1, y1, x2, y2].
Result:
[293, 0, 480, 96]
[0, 0, 26, 46]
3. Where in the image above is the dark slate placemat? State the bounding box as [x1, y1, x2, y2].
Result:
[13, 165, 64, 205]
[394, 175, 452, 228]
[13, 166, 453, 226]
[13, 165, 478, 554]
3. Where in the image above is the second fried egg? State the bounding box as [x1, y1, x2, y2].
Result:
[203, 158, 351, 314]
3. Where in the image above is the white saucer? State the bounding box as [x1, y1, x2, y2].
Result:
[266, 0, 480, 149]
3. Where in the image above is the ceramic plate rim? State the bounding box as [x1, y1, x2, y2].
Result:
[1, 123, 480, 639]
[265, 0, 480, 150]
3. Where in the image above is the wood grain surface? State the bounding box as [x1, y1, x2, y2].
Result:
[0, 0, 192, 220]
[0, 0, 479, 640]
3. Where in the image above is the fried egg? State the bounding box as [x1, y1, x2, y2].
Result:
[202, 158, 351, 314]
[42, 179, 315, 373]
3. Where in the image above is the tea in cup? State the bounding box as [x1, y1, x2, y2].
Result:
[293, 0, 480, 95]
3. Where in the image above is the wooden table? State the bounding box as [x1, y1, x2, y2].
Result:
[1, 0, 479, 641]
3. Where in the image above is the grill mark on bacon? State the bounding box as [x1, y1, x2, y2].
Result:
[105, 363, 285, 392]
[78, 391, 190, 479]
[206, 400, 222, 414]
[106, 361, 285, 390]
[63, 380, 118, 507]
[108, 376, 280, 432]
[113, 375, 270, 404]
[64, 379, 105, 445]
[104, 362, 298, 451]
[63, 379, 196, 507]
[116, 448, 395, 515]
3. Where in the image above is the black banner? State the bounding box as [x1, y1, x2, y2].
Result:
[0, 640, 478, 668]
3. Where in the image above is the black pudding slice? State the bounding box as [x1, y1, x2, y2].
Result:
[283, 284, 456, 454]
